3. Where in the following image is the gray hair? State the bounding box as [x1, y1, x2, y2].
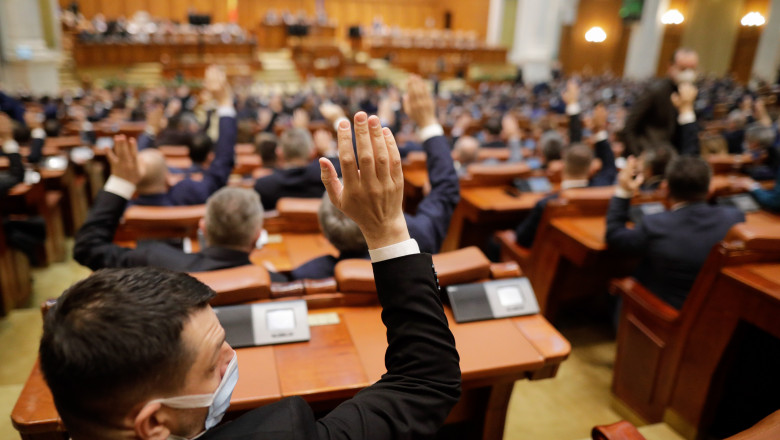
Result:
[745, 123, 776, 149]
[540, 131, 564, 162]
[205, 187, 264, 248]
[317, 192, 367, 254]
[280, 128, 314, 161]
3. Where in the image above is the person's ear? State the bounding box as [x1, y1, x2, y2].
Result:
[134, 402, 171, 440]
[275, 146, 284, 162]
[199, 217, 207, 239]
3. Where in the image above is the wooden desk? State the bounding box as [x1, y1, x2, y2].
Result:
[12, 308, 570, 440]
[443, 187, 547, 251]
[665, 263, 780, 439]
[250, 233, 338, 273]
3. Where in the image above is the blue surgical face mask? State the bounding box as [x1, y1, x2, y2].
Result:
[148, 352, 239, 439]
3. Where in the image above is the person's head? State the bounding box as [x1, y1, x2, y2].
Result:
[665, 156, 711, 203]
[203, 187, 264, 251]
[562, 143, 593, 180]
[254, 132, 278, 168]
[318, 191, 367, 255]
[39, 267, 235, 440]
[453, 135, 480, 167]
[539, 131, 564, 164]
[484, 116, 503, 137]
[640, 144, 677, 180]
[189, 133, 214, 165]
[136, 149, 168, 195]
[278, 127, 314, 166]
[744, 122, 776, 152]
[668, 48, 699, 84]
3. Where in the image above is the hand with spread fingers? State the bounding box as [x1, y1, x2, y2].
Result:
[403, 75, 438, 128]
[107, 135, 142, 185]
[617, 155, 644, 195]
[319, 112, 409, 249]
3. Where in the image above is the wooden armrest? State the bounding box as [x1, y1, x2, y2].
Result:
[270, 280, 306, 299]
[494, 229, 531, 263]
[158, 145, 190, 158]
[609, 278, 680, 324]
[190, 265, 272, 306]
[335, 246, 492, 293]
[591, 421, 647, 440]
[490, 262, 522, 279]
[724, 223, 780, 252]
[727, 409, 780, 440]
[122, 204, 206, 226]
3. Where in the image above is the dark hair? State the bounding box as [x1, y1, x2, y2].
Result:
[12, 121, 31, 144]
[484, 116, 502, 136]
[189, 133, 214, 164]
[540, 131, 564, 162]
[254, 132, 278, 167]
[643, 144, 677, 177]
[665, 156, 711, 202]
[563, 143, 594, 178]
[39, 267, 216, 437]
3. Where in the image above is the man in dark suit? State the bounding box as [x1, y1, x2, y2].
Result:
[622, 48, 700, 156]
[73, 135, 285, 281]
[291, 75, 460, 279]
[40, 111, 461, 440]
[252, 127, 341, 211]
[514, 103, 618, 248]
[133, 67, 237, 206]
[606, 156, 745, 309]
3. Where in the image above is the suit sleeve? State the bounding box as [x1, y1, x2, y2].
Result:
[169, 115, 236, 205]
[315, 253, 461, 439]
[590, 139, 617, 186]
[73, 190, 150, 270]
[750, 168, 780, 212]
[515, 197, 547, 248]
[676, 121, 700, 156]
[605, 196, 648, 253]
[405, 135, 460, 253]
[569, 113, 583, 144]
[0, 152, 24, 195]
[136, 132, 156, 151]
[28, 137, 44, 164]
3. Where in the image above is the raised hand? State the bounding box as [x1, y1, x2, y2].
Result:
[562, 78, 580, 106]
[107, 135, 142, 185]
[617, 156, 644, 195]
[292, 107, 310, 129]
[204, 65, 232, 107]
[592, 103, 609, 132]
[671, 83, 697, 113]
[319, 112, 409, 249]
[403, 75, 437, 128]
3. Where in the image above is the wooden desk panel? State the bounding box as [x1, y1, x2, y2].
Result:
[251, 233, 338, 273]
[230, 347, 280, 411]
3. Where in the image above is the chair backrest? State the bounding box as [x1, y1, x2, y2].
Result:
[334, 246, 493, 294]
[263, 197, 322, 233]
[158, 145, 190, 158]
[115, 204, 205, 242]
[190, 265, 272, 306]
[462, 162, 531, 187]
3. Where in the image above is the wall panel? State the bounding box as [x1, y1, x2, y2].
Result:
[559, 0, 628, 75]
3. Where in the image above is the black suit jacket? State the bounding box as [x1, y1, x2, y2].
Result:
[605, 197, 745, 309]
[74, 190, 285, 280]
[254, 157, 342, 211]
[290, 135, 460, 280]
[201, 253, 461, 439]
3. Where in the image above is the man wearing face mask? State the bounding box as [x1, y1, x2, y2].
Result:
[38, 111, 461, 440]
[622, 48, 700, 157]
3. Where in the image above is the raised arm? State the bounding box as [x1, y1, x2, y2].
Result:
[402, 75, 460, 253]
[671, 83, 700, 156]
[591, 104, 618, 186]
[563, 79, 583, 143]
[605, 156, 648, 253]
[316, 112, 461, 439]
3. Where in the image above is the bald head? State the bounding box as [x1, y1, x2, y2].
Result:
[453, 136, 480, 167]
[136, 149, 167, 195]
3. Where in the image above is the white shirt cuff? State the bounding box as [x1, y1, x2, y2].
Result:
[749, 182, 762, 191]
[333, 117, 349, 132]
[678, 111, 696, 125]
[615, 187, 634, 199]
[217, 105, 237, 118]
[417, 123, 444, 143]
[2, 139, 20, 154]
[566, 103, 581, 116]
[593, 130, 608, 142]
[369, 239, 420, 263]
[104, 175, 136, 200]
[31, 128, 46, 139]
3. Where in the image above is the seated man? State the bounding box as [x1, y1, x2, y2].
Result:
[133, 67, 236, 206]
[452, 135, 480, 176]
[734, 166, 780, 212]
[253, 127, 341, 211]
[0, 112, 24, 195]
[290, 76, 460, 279]
[73, 135, 284, 281]
[606, 156, 745, 309]
[638, 143, 677, 191]
[40, 110, 461, 440]
[743, 122, 779, 181]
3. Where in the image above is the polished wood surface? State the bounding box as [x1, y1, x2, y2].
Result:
[250, 232, 338, 273]
[72, 40, 256, 67]
[12, 306, 570, 439]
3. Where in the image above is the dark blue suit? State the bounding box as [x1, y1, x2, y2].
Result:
[253, 158, 342, 211]
[606, 197, 744, 309]
[0, 92, 25, 124]
[514, 137, 616, 248]
[750, 167, 780, 212]
[290, 135, 460, 280]
[133, 115, 237, 206]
